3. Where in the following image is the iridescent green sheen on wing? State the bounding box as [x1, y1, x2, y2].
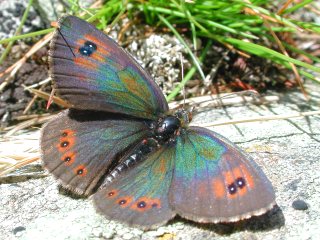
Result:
[40, 110, 150, 195]
[174, 128, 226, 181]
[93, 66, 158, 116]
[93, 145, 176, 228]
[169, 126, 275, 223]
[49, 16, 168, 120]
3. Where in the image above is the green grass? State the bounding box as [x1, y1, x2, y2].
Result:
[1, 0, 320, 99]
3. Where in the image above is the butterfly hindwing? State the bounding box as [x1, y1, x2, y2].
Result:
[49, 16, 168, 120]
[40, 109, 150, 195]
[169, 126, 276, 223]
[93, 146, 176, 228]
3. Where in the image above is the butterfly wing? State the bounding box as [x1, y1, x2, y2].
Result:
[169, 126, 276, 223]
[40, 109, 150, 195]
[93, 146, 176, 229]
[49, 16, 168, 120]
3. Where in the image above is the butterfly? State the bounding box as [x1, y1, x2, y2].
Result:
[40, 15, 276, 229]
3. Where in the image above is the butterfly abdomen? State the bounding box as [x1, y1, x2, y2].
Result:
[105, 137, 159, 183]
[105, 115, 182, 183]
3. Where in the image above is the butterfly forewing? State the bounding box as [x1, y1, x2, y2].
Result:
[40, 109, 150, 195]
[169, 126, 276, 223]
[49, 16, 168, 120]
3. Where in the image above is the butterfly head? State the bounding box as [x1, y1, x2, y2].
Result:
[175, 108, 193, 127]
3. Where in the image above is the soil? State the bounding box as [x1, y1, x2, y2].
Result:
[0, 44, 61, 129]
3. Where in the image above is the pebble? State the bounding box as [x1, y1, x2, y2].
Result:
[292, 199, 309, 210]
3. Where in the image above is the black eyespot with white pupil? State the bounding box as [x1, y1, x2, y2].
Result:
[236, 177, 246, 189]
[77, 169, 83, 175]
[61, 141, 69, 147]
[137, 201, 146, 208]
[119, 199, 126, 205]
[79, 41, 97, 56]
[64, 156, 71, 162]
[228, 183, 237, 195]
[227, 177, 247, 195]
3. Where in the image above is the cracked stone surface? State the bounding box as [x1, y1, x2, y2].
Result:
[1, 84, 320, 239]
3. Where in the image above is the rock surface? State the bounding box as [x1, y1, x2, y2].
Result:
[1, 84, 320, 239]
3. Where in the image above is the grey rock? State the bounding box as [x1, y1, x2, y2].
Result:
[0, 0, 43, 41]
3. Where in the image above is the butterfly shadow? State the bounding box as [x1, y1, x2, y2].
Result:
[168, 205, 284, 235]
[58, 185, 88, 199]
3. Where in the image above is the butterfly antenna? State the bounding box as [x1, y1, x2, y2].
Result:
[179, 53, 186, 109]
[57, 28, 76, 58]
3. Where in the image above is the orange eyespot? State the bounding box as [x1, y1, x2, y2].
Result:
[61, 152, 76, 166]
[84, 34, 110, 55]
[106, 189, 119, 198]
[116, 196, 133, 208]
[58, 129, 75, 152]
[130, 197, 161, 212]
[220, 165, 253, 198]
[74, 165, 87, 177]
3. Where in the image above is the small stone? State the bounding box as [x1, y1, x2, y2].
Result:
[292, 199, 308, 210]
[12, 226, 26, 235]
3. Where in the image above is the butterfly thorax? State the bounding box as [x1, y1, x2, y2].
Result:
[154, 116, 181, 143]
[154, 109, 192, 142]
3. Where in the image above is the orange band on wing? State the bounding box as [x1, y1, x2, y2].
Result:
[240, 164, 255, 188]
[212, 178, 226, 198]
[74, 57, 97, 70]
